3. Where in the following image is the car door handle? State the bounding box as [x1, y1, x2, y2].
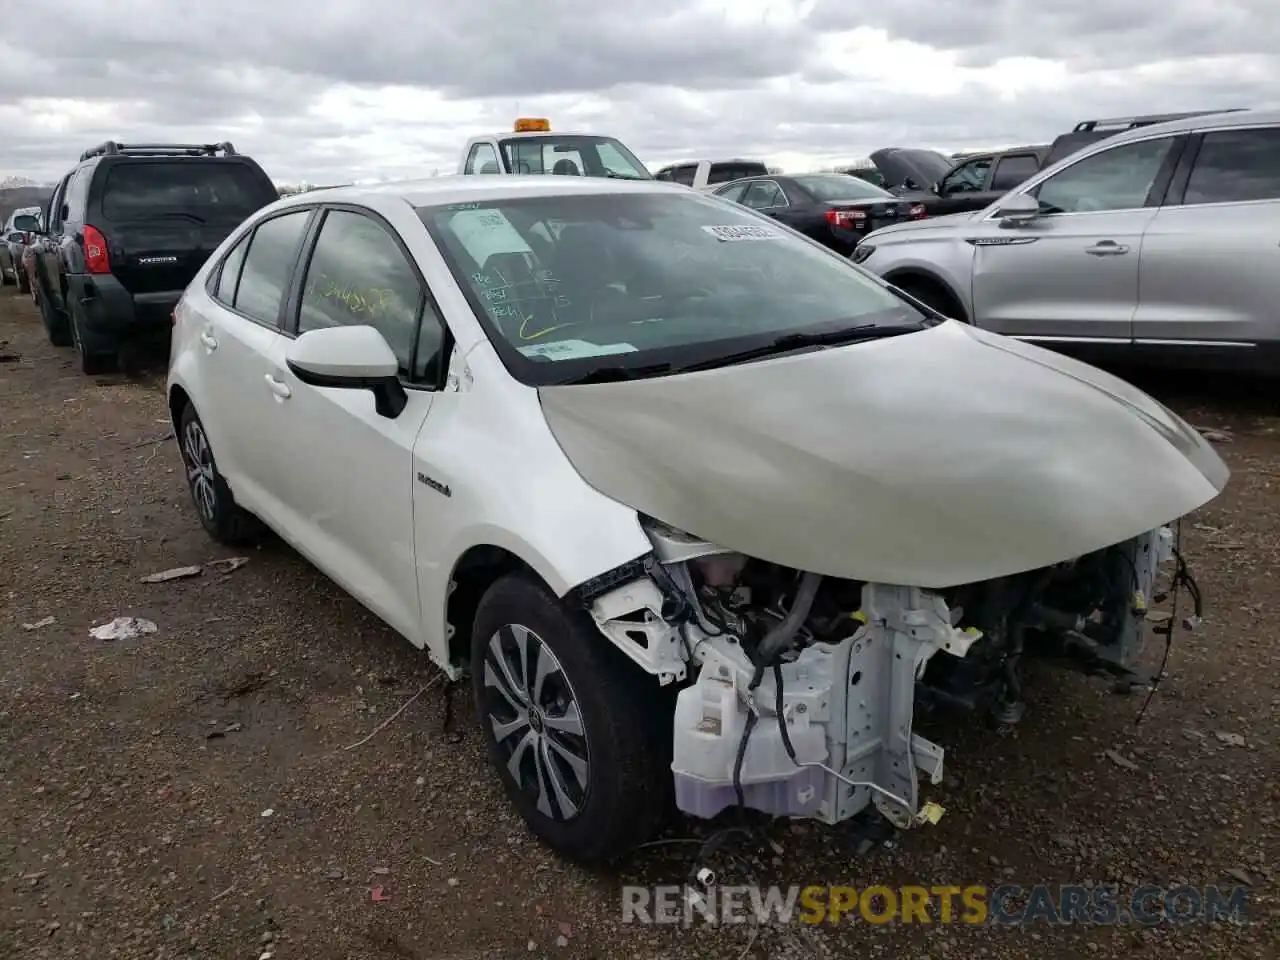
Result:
[199, 331, 218, 350]
[264, 374, 292, 399]
[1085, 241, 1129, 256]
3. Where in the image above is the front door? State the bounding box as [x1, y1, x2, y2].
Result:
[969, 135, 1179, 342]
[261, 206, 450, 642]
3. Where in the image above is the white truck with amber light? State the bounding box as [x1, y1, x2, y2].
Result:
[458, 118, 654, 180]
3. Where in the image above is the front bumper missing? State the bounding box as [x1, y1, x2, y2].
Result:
[667, 583, 980, 828]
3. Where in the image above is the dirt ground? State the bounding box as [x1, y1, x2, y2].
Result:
[0, 288, 1276, 960]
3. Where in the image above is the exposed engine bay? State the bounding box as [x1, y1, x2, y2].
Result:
[582, 516, 1202, 830]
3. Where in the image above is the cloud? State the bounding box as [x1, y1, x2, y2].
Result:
[2, 0, 1278, 184]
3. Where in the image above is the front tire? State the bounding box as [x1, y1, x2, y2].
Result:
[471, 573, 672, 864]
[176, 403, 260, 545]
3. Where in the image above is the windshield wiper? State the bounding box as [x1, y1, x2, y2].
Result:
[677, 324, 921, 373]
[550, 361, 675, 385]
[603, 171, 644, 180]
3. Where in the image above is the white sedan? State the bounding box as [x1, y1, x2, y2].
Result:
[167, 174, 1228, 864]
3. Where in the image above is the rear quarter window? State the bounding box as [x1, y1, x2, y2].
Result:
[98, 161, 277, 223]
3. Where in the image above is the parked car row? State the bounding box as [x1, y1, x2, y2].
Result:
[853, 107, 1280, 372]
[844, 111, 1247, 218]
[1, 206, 42, 294]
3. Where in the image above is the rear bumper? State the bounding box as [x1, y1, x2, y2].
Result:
[68, 274, 179, 339]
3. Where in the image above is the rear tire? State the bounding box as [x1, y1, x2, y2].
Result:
[177, 403, 261, 545]
[69, 298, 117, 375]
[471, 573, 673, 864]
[38, 289, 73, 347]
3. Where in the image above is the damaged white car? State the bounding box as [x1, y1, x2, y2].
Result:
[166, 174, 1229, 865]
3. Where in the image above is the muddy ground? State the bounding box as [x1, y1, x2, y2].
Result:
[0, 289, 1276, 959]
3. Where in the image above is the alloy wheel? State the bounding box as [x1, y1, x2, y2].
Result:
[483, 624, 591, 821]
[180, 419, 218, 523]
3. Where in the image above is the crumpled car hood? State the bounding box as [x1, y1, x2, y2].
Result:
[537, 321, 1229, 588]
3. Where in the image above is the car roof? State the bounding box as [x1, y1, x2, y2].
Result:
[658, 158, 768, 168]
[274, 174, 687, 209]
[1084, 107, 1279, 145]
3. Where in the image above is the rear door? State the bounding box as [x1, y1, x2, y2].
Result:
[194, 207, 316, 516]
[1133, 124, 1280, 348]
[90, 159, 279, 297]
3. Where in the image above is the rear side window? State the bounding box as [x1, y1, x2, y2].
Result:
[64, 168, 90, 221]
[100, 161, 275, 223]
[214, 234, 251, 304]
[714, 181, 750, 203]
[707, 162, 769, 185]
[990, 154, 1041, 191]
[1183, 128, 1280, 205]
[670, 165, 697, 186]
[847, 167, 887, 188]
[232, 210, 312, 326]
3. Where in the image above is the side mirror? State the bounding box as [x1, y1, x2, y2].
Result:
[930, 182, 941, 196]
[995, 193, 1041, 225]
[284, 325, 408, 419]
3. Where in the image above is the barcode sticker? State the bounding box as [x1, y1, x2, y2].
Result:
[701, 224, 781, 242]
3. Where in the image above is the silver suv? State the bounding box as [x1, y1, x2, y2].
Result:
[854, 108, 1280, 372]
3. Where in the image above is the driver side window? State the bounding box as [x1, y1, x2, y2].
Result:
[940, 158, 990, 195]
[1032, 137, 1175, 215]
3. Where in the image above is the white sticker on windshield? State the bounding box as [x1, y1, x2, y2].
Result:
[449, 208, 532, 266]
[518, 339, 637, 360]
[701, 224, 782, 242]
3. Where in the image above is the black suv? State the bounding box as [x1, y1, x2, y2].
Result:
[31, 141, 279, 373]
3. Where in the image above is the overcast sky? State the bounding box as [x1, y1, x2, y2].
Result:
[4, 0, 1279, 185]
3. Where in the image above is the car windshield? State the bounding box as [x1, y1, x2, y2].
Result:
[12, 214, 39, 231]
[417, 190, 929, 386]
[100, 161, 276, 223]
[497, 136, 652, 180]
[792, 175, 893, 202]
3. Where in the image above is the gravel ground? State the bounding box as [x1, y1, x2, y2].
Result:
[1, 289, 1276, 960]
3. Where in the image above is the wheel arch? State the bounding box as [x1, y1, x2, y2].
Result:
[168, 384, 192, 434]
[444, 544, 543, 675]
[883, 267, 971, 323]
